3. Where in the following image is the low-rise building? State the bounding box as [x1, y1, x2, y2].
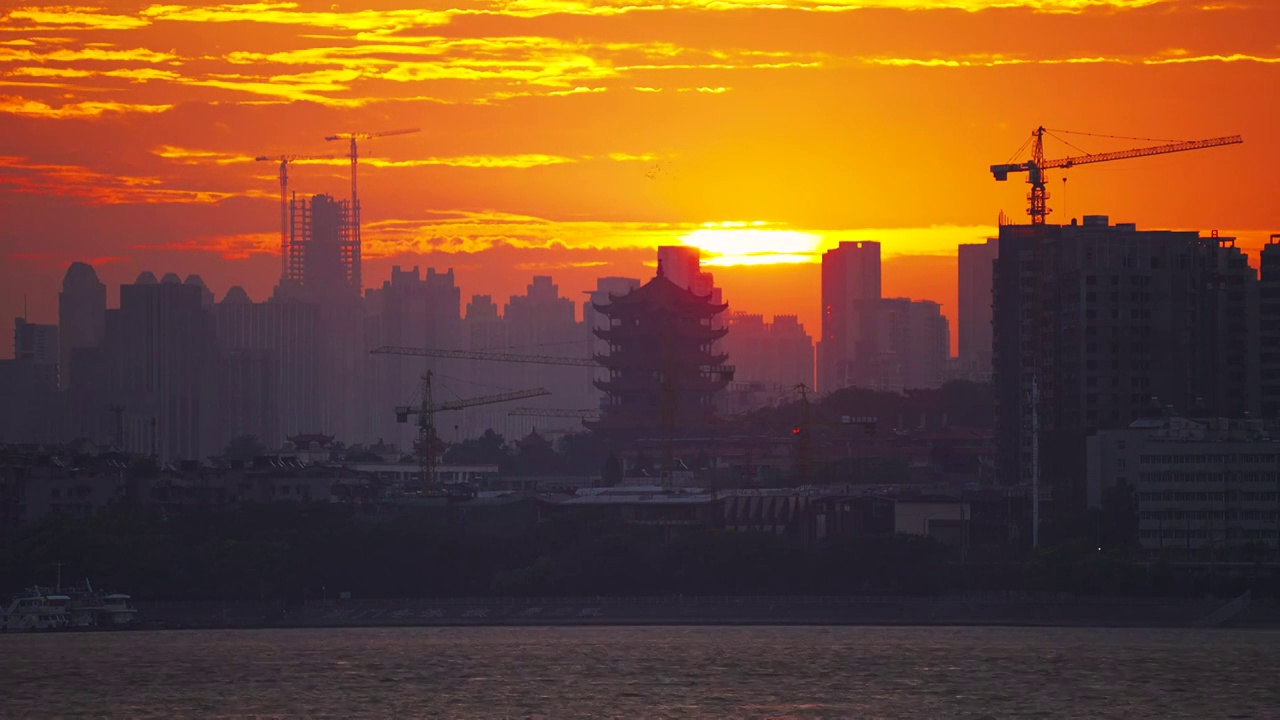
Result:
[1087, 411, 1280, 559]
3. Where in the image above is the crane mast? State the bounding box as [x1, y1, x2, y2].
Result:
[254, 154, 335, 279]
[394, 372, 549, 488]
[323, 128, 420, 276]
[990, 127, 1242, 224]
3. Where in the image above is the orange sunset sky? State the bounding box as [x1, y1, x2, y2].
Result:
[2, 0, 1278, 359]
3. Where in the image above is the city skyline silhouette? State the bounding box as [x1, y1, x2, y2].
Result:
[3, 1, 1278, 359]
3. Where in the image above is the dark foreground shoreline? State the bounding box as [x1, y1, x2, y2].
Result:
[85, 595, 1278, 632]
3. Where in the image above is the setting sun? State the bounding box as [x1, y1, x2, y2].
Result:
[680, 224, 823, 266]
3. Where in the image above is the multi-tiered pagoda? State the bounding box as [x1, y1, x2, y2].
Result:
[587, 263, 733, 437]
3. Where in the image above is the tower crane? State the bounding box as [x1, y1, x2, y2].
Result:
[395, 370, 549, 488]
[990, 127, 1242, 225]
[371, 345, 734, 377]
[323, 127, 420, 258]
[254, 154, 337, 279]
[372, 345, 736, 486]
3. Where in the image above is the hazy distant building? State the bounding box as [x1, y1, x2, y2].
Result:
[721, 313, 815, 389]
[993, 216, 1259, 518]
[503, 277, 588, 434]
[57, 261, 106, 390]
[466, 294, 507, 350]
[107, 272, 219, 461]
[873, 298, 949, 392]
[656, 247, 723, 331]
[0, 357, 59, 444]
[819, 241, 881, 393]
[656, 247, 703, 295]
[957, 238, 998, 382]
[222, 348, 279, 446]
[2, 310, 60, 444]
[13, 318, 57, 366]
[1260, 236, 1280, 419]
[717, 313, 815, 415]
[364, 266, 463, 448]
[214, 286, 322, 448]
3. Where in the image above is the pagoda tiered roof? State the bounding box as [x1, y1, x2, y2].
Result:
[592, 273, 727, 318]
[587, 265, 731, 437]
[594, 323, 728, 343]
[593, 351, 730, 372]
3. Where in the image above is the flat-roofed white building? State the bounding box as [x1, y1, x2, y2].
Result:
[1087, 411, 1280, 559]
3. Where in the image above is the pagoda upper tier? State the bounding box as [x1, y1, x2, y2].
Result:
[591, 271, 728, 320]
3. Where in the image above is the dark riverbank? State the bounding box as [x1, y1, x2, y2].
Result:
[119, 595, 1280, 631]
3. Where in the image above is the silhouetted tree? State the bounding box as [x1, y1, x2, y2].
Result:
[224, 435, 266, 462]
[443, 429, 510, 466]
[511, 430, 564, 475]
[557, 431, 611, 476]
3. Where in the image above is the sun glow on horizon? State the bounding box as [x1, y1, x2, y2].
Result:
[678, 223, 1002, 266]
[679, 224, 824, 266]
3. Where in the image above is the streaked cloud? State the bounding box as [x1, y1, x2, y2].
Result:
[0, 94, 172, 116]
[141, 231, 278, 260]
[0, 155, 269, 203]
[0, 46, 178, 63]
[861, 51, 1280, 67]
[2, 6, 150, 31]
[151, 145, 656, 169]
[0, 0, 1180, 36]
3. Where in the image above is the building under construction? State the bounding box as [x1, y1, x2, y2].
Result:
[587, 263, 733, 437]
[287, 193, 360, 297]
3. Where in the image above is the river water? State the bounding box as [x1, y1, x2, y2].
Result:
[2, 626, 1277, 718]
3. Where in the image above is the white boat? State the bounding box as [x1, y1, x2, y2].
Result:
[1, 588, 72, 632]
[64, 580, 140, 629]
[3, 572, 139, 631]
[94, 593, 139, 627]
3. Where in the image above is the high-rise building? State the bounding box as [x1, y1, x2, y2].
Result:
[993, 216, 1259, 519]
[819, 241, 881, 393]
[504, 277, 589, 434]
[222, 348, 278, 447]
[287, 193, 359, 298]
[107, 271, 219, 461]
[214, 285, 322, 448]
[465, 294, 506, 350]
[874, 299, 949, 392]
[364, 266, 463, 447]
[3, 315, 59, 445]
[957, 238, 998, 382]
[57, 261, 106, 390]
[1260, 236, 1280, 419]
[656, 247, 723, 327]
[721, 313, 815, 389]
[13, 318, 58, 366]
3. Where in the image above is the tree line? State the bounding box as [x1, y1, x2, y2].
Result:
[2, 502, 1271, 602]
